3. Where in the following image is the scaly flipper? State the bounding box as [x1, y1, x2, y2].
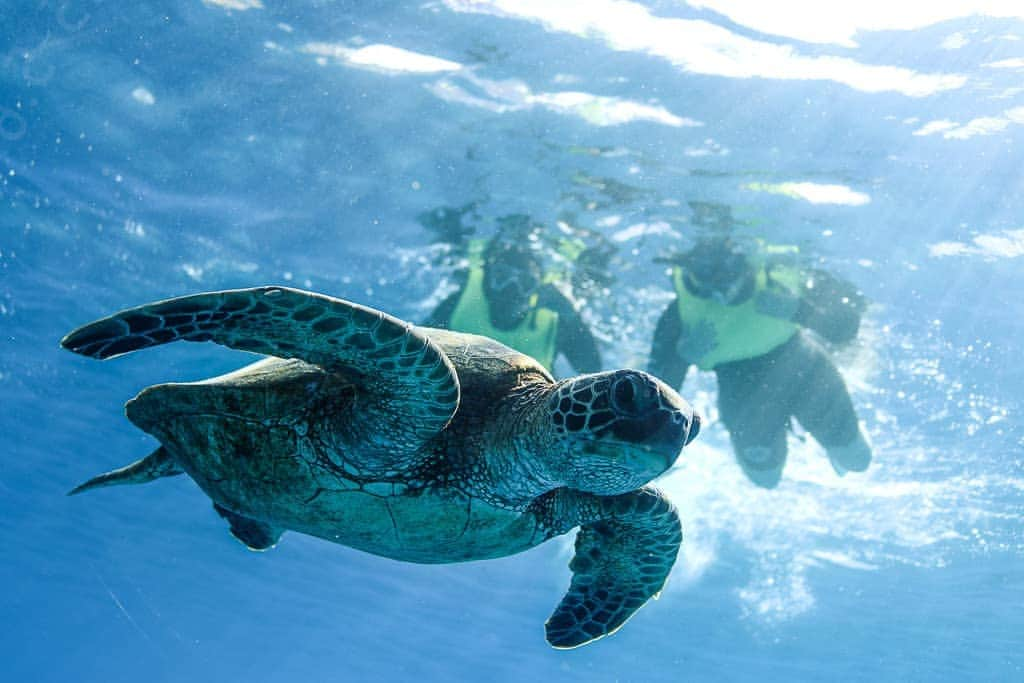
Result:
[214, 504, 283, 551]
[543, 487, 682, 649]
[61, 287, 460, 450]
[68, 446, 183, 496]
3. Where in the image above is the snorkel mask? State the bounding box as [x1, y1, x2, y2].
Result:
[680, 238, 754, 306]
[482, 215, 545, 324]
[484, 255, 541, 303]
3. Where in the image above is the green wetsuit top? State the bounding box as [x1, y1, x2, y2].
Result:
[448, 241, 559, 370]
[673, 250, 801, 371]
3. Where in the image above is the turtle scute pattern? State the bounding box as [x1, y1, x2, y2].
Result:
[60, 286, 459, 449]
[548, 371, 684, 440]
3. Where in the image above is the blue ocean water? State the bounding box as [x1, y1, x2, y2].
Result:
[2, 1, 1022, 680]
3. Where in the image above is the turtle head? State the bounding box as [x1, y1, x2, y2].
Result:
[546, 370, 699, 495]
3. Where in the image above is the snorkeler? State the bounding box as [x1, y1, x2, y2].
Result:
[648, 204, 872, 488]
[422, 213, 601, 375]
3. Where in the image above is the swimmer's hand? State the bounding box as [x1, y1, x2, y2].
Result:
[676, 319, 717, 361]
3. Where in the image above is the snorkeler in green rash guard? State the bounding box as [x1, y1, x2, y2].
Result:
[648, 233, 872, 488]
[423, 214, 602, 375]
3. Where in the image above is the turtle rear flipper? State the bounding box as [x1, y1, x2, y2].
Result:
[68, 446, 183, 496]
[214, 504, 283, 551]
[61, 286, 461, 450]
[545, 487, 682, 649]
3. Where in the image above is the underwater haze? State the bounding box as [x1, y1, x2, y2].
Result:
[2, 1, 1023, 681]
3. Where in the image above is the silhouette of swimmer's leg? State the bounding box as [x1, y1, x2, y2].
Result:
[788, 333, 872, 475]
[716, 349, 795, 489]
[730, 430, 788, 489]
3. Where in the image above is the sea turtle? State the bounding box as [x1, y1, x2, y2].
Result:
[61, 286, 700, 648]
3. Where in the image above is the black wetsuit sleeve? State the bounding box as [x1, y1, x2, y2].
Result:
[792, 286, 862, 345]
[541, 285, 602, 373]
[648, 299, 691, 388]
[421, 267, 471, 328]
[421, 289, 462, 328]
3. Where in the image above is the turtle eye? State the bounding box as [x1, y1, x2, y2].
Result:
[610, 374, 642, 416]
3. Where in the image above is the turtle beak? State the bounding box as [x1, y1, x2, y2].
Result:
[685, 412, 701, 446]
[645, 406, 699, 472]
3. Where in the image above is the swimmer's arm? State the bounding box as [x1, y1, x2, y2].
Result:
[539, 284, 602, 373]
[421, 290, 462, 328]
[792, 291, 861, 345]
[648, 299, 692, 389]
[421, 269, 471, 328]
[762, 265, 862, 344]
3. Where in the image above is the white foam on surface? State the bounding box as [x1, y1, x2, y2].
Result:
[443, 0, 966, 96]
[684, 1, 1024, 47]
[930, 229, 1024, 259]
[745, 181, 871, 206]
[302, 42, 463, 74]
[428, 73, 698, 127]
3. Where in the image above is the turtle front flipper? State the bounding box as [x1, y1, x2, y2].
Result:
[544, 487, 682, 649]
[61, 286, 460, 448]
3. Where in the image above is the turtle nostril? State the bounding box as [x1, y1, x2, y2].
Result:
[685, 413, 701, 445]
